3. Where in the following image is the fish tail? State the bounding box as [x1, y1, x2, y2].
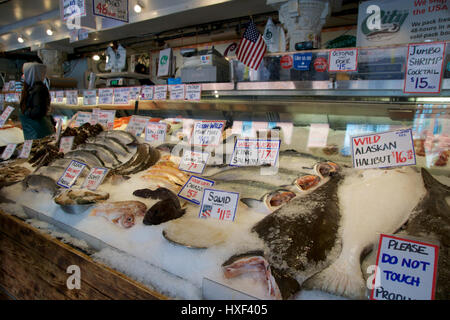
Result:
[302, 256, 367, 299]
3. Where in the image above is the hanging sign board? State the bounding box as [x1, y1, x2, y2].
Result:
[57, 160, 87, 189]
[18, 140, 33, 159]
[98, 88, 114, 104]
[370, 234, 439, 300]
[83, 90, 97, 105]
[66, 90, 78, 105]
[230, 139, 281, 167]
[403, 42, 446, 94]
[329, 49, 358, 72]
[93, 0, 129, 22]
[81, 167, 109, 191]
[1, 143, 16, 160]
[157, 48, 172, 77]
[351, 129, 416, 169]
[199, 189, 239, 221]
[178, 176, 215, 205]
[140, 86, 154, 100]
[179, 149, 210, 174]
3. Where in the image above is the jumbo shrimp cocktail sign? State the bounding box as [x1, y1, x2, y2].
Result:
[351, 129, 416, 169]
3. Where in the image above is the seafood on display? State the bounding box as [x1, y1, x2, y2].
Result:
[90, 201, 147, 228]
[22, 174, 59, 196]
[0, 165, 31, 188]
[140, 160, 188, 191]
[54, 188, 109, 205]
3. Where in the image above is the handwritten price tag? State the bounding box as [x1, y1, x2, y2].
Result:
[351, 129, 416, 169]
[329, 48, 358, 72]
[65, 90, 78, 105]
[145, 122, 167, 143]
[98, 110, 116, 130]
[179, 149, 210, 174]
[198, 189, 239, 221]
[191, 120, 225, 147]
[129, 86, 141, 100]
[126, 115, 150, 137]
[230, 139, 281, 167]
[50, 91, 56, 103]
[154, 85, 168, 100]
[1, 143, 16, 160]
[19, 140, 33, 159]
[98, 88, 114, 104]
[55, 91, 64, 103]
[0, 106, 14, 128]
[75, 112, 92, 127]
[57, 160, 87, 189]
[404, 42, 445, 94]
[114, 87, 131, 104]
[83, 90, 97, 106]
[178, 176, 215, 205]
[140, 86, 154, 100]
[185, 84, 201, 101]
[81, 167, 109, 191]
[59, 136, 74, 153]
[169, 84, 185, 100]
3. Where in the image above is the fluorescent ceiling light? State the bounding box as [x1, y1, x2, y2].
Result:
[46, 28, 53, 36]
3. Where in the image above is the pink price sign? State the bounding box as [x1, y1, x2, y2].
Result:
[81, 167, 109, 191]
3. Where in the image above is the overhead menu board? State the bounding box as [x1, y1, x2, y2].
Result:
[93, 0, 129, 22]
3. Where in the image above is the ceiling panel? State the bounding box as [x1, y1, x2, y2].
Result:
[0, 0, 59, 27]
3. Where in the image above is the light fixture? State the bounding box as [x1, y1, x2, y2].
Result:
[93, 54, 100, 61]
[134, 2, 143, 13]
[46, 28, 54, 36]
[17, 36, 24, 43]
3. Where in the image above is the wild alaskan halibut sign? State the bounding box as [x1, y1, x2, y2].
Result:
[357, 0, 450, 47]
[351, 129, 416, 169]
[371, 234, 439, 300]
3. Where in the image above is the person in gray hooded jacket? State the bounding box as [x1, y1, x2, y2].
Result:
[19, 62, 55, 140]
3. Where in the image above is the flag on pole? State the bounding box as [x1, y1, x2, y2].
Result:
[236, 20, 267, 70]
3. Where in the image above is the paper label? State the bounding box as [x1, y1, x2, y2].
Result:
[98, 110, 116, 130]
[1, 143, 16, 160]
[19, 140, 33, 159]
[75, 111, 92, 127]
[91, 108, 100, 125]
[129, 86, 141, 100]
[140, 86, 154, 100]
[191, 120, 225, 147]
[169, 84, 185, 100]
[230, 139, 281, 167]
[98, 88, 114, 104]
[154, 85, 168, 100]
[55, 91, 64, 103]
[83, 90, 97, 105]
[145, 122, 167, 143]
[185, 84, 202, 101]
[59, 136, 74, 153]
[179, 149, 210, 174]
[178, 176, 215, 205]
[307, 123, 330, 148]
[114, 87, 130, 104]
[65, 90, 78, 105]
[404, 42, 445, 94]
[93, 0, 128, 22]
[55, 118, 63, 142]
[50, 91, 56, 103]
[57, 160, 87, 189]
[371, 234, 439, 300]
[81, 167, 109, 191]
[126, 115, 149, 136]
[351, 129, 416, 169]
[199, 189, 239, 221]
[0, 106, 14, 127]
[328, 48, 358, 72]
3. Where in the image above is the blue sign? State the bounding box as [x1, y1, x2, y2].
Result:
[293, 53, 312, 71]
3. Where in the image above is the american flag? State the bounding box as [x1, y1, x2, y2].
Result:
[236, 21, 267, 70]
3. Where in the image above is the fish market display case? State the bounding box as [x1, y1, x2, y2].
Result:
[0, 42, 449, 300]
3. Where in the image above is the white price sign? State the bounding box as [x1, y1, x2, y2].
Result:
[98, 88, 114, 104]
[140, 86, 154, 100]
[230, 139, 281, 167]
[55, 91, 64, 103]
[114, 87, 131, 104]
[145, 122, 167, 143]
[178, 176, 215, 205]
[83, 90, 97, 106]
[129, 86, 141, 100]
[1, 143, 16, 160]
[179, 149, 210, 174]
[81, 167, 109, 191]
[169, 84, 185, 100]
[154, 85, 168, 100]
[307, 123, 330, 148]
[351, 129, 416, 169]
[0, 106, 14, 127]
[329, 48, 358, 72]
[126, 115, 150, 136]
[50, 91, 56, 103]
[19, 140, 33, 159]
[93, 0, 128, 22]
[75, 112, 92, 127]
[59, 136, 75, 153]
[65, 90, 78, 105]
[191, 120, 225, 147]
[185, 84, 202, 101]
[199, 189, 239, 221]
[371, 234, 439, 300]
[57, 160, 87, 189]
[404, 42, 446, 94]
[98, 110, 116, 130]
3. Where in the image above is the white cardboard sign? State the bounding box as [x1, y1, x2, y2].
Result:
[328, 48, 358, 72]
[178, 175, 215, 205]
[55, 91, 65, 103]
[75, 112, 92, 127]
[98, 110, 116, 130]
[191, 120, 225, 147]
[371, 234, 439, 300]
[169, 84, 185, 100]
[57, 160, 87, 189]
[81, 167, 109, 191]
[185, 84, 201, 101]
[98, 88, 114, 104]
[351, 129, 416, 169]
[179, 149, 210, 174]
[18, 140, 33, 159]
[154, 85, 168, 100]
[83, 90, 97, 106]
[59, 136, 75, 153]
[230, 139, 281, 167]
[129, 86, 141, 100]
[140, 86, 154, 100]
[0, 106, 14, 128]
[1, 143, 16, 160]
[126, 115, 149, 137]
[114, 87, 131, 104]
[199, 189, 239, 221]
[145, 122, 167, 143]
[404, 42, 446, 94]
[307, 123, 330, 148]
[65, 90, 78, 105]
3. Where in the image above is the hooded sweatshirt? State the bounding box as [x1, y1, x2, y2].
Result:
[20, 63, 51, 119]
